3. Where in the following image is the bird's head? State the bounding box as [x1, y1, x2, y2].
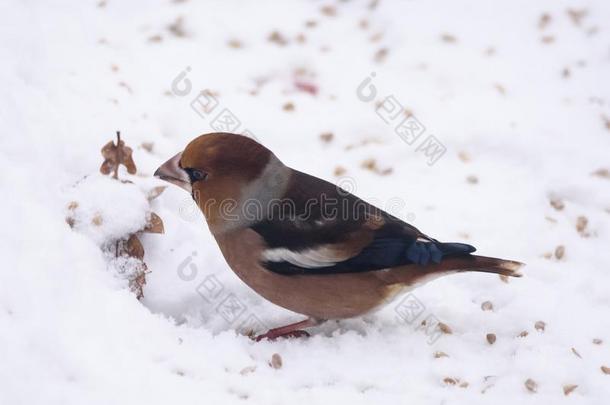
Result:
[154, 132, 291, 233]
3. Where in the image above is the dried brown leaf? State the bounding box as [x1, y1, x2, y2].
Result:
[143, 212, 164, 234]
[124, 234, 145, 259]
[100, 134, 137, 177]
[147, 186, 167, 201]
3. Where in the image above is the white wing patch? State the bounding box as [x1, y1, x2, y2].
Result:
[262, 246, 346, 269]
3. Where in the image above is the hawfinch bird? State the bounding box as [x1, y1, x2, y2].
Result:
[155, 133, 523, 341]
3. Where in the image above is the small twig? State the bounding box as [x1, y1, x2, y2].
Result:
[113, 131, 121, 179]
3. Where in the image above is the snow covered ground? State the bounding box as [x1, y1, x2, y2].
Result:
[1, 0, 610, 404]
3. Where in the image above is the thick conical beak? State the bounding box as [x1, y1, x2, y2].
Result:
[154, 152, 192, 192]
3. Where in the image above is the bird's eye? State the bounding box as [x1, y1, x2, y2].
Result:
[184, 168, 208, 183]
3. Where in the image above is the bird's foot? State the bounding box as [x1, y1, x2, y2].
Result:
[251, 317, 323, 342]
[253, 329, 310, 342]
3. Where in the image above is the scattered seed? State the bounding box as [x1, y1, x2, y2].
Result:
[282, 102, 295, 112]
[67, 201, 79, 210]
[567, 8, 587, 26]
[539, 13, 551, 30]
[481, 301, 493, 311]
[374, 48, 388, 63]
[240, 366, 256, 375]
[593, 338, 603, 345]
[268, 31, 288, 46]
[554, 245, 565, 260]
[458, 151, 471, 162]
[486, 333, 496, 345]
[320, 5, 336, 17]
[269, 353, 283, 369]
[576, 216, 588, 234]
[563, 384, 578, 396]
[525, 378, 538, 393]
[443, 377, 457, 385]
[571, 347, 582, 358]
[550, 198, 564, 210]
[541, 35, 555, 44]
[334, 166, 346, 177]
[592, 168, 609, 179]
[227, 39, 242, 48]
[535, 321, 546, 332]
[434, 351, 449, 358]
[148, 34, 162, 43]
[459, 381, 469, 388]
[601, 365, 610, 374]
[441, 33, 457, 43]
[305, 20, 317, 28]
[494, 83, 506, 95]
[320, 132, 334, 143]
[466, 175, 478, 184]
[141, 142, 154, 152]
[168, 17, 187, 38]
[91, 213, 103, 226]
[518, 331, 529, 338]
[438, 322, 452, 334]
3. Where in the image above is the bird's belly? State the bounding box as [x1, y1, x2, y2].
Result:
[214, 229, 397, 319]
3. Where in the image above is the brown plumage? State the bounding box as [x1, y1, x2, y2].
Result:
[155, 133, 523, 340]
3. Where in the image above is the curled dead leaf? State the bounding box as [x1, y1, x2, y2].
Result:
[100, 132, 137, 178]
[142, 212, 164, 234]
[147, 186, 167, 201]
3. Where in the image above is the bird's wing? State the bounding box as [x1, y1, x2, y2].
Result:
[250, 170, 476, 275]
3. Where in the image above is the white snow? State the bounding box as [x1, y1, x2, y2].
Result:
[1, 0, 609, 404]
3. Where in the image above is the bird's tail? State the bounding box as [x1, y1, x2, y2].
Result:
[442, 254, 524, 277]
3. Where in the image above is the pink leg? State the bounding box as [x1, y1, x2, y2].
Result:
[254, 318, 324, 342]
